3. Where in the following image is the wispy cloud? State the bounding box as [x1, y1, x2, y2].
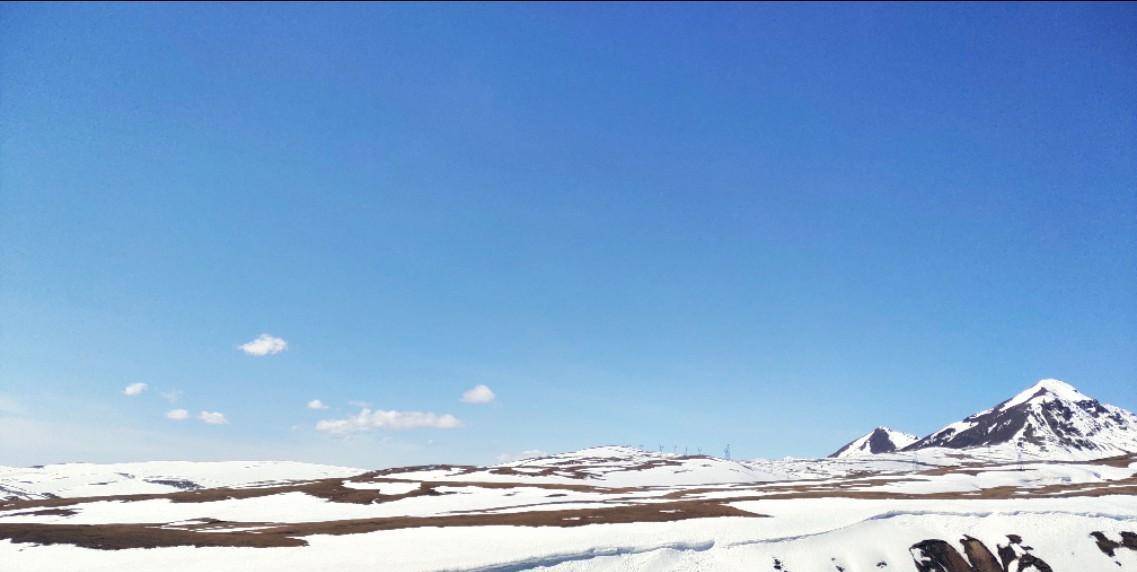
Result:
[199, 411, 228, 425]
[160, 389, 183, 404]
[316, 409, 461, 435]
[460, 384, 495, 404]
[307, 399, 329, 410]
[166, 408, 189, 421]
[123, 383, 148, 397]
[238, 334, 287, 357]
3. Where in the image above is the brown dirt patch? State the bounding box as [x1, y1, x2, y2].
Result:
[0, 500, 762, 550]
[5, 508, 77, 517]
[0, 522, 306, 549]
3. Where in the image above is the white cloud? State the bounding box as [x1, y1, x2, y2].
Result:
[123, 383, 148, 397]
[460, 384, 495, 404]
[199, 411, 228, 425]
[160, 389, 183, 404]
[238, 334, 287, 357]
[307, 399, 329, 410]
[315, 409, 461, 435]
[166, 408, 189, 421]
[496, 449, 547, 463]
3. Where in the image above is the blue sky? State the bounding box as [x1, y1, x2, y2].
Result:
[1, 3, 1134, 467]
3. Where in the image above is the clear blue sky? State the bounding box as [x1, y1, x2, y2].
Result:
[1, 3, 1134, 467]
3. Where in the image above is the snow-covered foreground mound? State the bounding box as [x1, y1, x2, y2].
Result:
[1, 448, 1135, 570]
[2, 498, 1135, 571]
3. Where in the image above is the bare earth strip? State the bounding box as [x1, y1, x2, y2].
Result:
[0, 500, 761, 550]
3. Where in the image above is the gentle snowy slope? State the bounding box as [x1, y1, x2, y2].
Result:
[1, 452, 1134, 571]
[2, 380, 1136, 570]
[0, 461, 364, 501]
[3, 499, 1135, 571]
[377, 446, 784, 487]
[493, 446, 780, 486]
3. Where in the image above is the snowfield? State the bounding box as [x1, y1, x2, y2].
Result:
[0, 461, 363, 500]
[1, 447, 1135, 571]
[2, 380, 1135, 570]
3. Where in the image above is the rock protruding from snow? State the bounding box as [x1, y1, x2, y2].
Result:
[829, 427, 918, 458]
[905, 379, 1137, 461]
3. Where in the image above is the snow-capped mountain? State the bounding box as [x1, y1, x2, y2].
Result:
[905, 378, 1137, 460]
[829, 427, 918, 458]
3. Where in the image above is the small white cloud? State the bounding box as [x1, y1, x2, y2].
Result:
[238, 334, 287, 357]
[460, 384, 495, 404]
[123, 383, 148, 397]
[307, 399, 329, 410]
[496, 449, 547, 463]
[199, 411, 228, 425]
[166, 408, 189, 421]
[348, 400, 371, 409]
[160, 389, 183, 404]
[315, 409, 461, 435]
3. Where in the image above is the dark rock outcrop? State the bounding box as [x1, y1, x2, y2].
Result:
[911, 535, 1051, 572]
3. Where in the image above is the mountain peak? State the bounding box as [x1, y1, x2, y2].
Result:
[829, 427, 917, 458]
[998, 378, 1087, 411]
[905, 379, 1137, 460]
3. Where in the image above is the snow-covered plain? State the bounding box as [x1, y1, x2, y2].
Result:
[0, 461, 363, 500]
[1, 446, 1135, 571]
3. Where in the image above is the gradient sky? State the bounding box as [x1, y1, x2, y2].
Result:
[1, 3, 1134, 467]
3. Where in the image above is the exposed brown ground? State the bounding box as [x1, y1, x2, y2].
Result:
[0, 523, 307, 549]
[0, 477, 442, 512]
[0, 500, 762, 550]
[1090, 453, 1137, 468]
[4, 508, 77, 517]
[4, 468, 1134, 518]
[2, 455, 1133, 553]
[714, 476, 1137, 502]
